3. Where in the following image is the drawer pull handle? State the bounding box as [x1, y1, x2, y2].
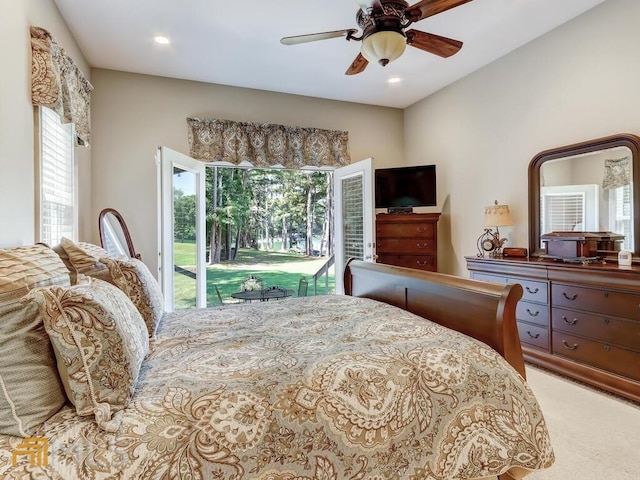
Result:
[562, 340, 578, 350]
[526, 286, 539, 294]
[604, 292, 609, 298]
[562, 292, 578, 301]
[416, 243, 428, 249]
[416, 260, 428, 266]
[526, 331, 540, 339]
[604, 345, 611, 352]
[526, 309, 540, 317]
[604, 318, 610, 325]
[416, 227, 427, 233]
[562, 316, 577, 326]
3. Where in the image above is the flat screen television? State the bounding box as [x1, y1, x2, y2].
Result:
[375, 165, 437, 210]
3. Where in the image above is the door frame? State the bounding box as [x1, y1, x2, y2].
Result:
[333, 158, 375, 294]
[158, 146, 207, 311]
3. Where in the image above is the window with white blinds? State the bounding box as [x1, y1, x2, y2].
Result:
[610, 184, 633, 251]
[540, 184, 599, 249]
[342, 175, 364, 261]
[38, 106, 77, 246]
[542, 193, 586, 233]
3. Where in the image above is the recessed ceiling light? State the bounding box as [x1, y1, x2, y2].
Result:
[387, 77, 402, 84]
[154, 35, 170, 45]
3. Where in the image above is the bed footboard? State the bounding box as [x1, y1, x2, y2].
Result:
[344, 260, 525, 378]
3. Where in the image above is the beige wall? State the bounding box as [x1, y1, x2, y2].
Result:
[89, 70, 404, 273]
[0, 0, 92, 248]
[5, 0, 639, 281]
[404, 0, 640, 276]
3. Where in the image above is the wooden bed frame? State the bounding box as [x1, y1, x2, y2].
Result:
[344, 260, 526, 379]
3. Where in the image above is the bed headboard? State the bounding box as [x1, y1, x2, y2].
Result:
[344, 260, 526, 378]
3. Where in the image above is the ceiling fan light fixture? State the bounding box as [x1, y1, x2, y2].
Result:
[361, 30, 406, 67]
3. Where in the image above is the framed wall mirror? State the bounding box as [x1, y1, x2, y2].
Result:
[528, 133, 640, 261]
[98, 208, 141, 260]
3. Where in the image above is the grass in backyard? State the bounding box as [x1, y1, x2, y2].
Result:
[173, 245, 335, 309]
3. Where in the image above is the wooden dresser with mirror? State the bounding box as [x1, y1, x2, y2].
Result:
[467, 134, 640, 403]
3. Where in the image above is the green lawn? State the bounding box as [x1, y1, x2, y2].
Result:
[173, 245, 335, 309]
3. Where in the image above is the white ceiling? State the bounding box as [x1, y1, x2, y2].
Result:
[53, 0, 606, 109]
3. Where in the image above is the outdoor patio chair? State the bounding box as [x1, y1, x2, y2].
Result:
[297, 277, 308, 297]
[241, 275, 264, 291]
[260, 286, 289, 301]
[214, 285, 226, 306]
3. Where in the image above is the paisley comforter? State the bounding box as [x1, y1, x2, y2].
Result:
[0, 295, 554, 479]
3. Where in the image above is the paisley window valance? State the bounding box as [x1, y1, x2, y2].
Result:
[602, 156, 631, 190]
[30, 26, 93, 147]
[187, 117, 350, 168]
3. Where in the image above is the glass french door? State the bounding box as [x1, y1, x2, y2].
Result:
[333, 158, 375, 294]
[158, 146, 206, 311]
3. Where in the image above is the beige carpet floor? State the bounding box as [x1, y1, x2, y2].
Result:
[523, 364, 640, 479]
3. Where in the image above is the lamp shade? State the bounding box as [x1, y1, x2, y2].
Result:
[361, 30, 407, 66]
[484, 202, 514, 228]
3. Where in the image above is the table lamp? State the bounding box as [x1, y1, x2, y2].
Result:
[477, 200, 514, 257]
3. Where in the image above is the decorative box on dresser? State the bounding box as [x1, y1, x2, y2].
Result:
[376, 213, 440, 272]
[466, 256, 640, 403]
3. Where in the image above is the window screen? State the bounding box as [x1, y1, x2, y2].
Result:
[38, 107, 76, 245]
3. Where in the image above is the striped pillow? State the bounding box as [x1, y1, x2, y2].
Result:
[57, 237, 114, 283]
[0, 244, 69, 437]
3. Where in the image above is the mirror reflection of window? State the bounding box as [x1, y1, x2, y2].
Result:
[540, 185, 598, 248]
[609, 184, 633, 250]
[102, 213, 130, 258]
[539, 146, 633, 252]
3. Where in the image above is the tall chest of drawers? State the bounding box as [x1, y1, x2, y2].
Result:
[376, 213, 440, 272]
[466, 256, 640, 403]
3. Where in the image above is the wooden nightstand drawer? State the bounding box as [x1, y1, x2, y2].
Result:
[516, 279, 548, 304]
[552, 284, 640, 320]
[552, 332, 640, 381]
[473, 273, 548, 304]
[471, 272, 507, 284]
[377, 255, 435, 271]
[516, 301, 548, 327]
[552, 307, 640, 350]
[518, 321, 548, 349]
[376, 222, 434, 238]
[377, 238, 434, 254]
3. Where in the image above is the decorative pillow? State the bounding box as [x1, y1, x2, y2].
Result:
[51, 242, 78, 283]
[0, 244, 69, 437]
[57, 237, 114, 283]
[30, 278, 149, 432]
[100, 256, 164, 337]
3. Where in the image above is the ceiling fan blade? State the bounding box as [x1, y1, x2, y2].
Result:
[281, 29, 356, 46]
[406, 0, 473, 22]
[345, 53, 369, 75]
[406, 29, 463, 58]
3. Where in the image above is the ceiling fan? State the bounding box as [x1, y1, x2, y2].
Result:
[281, 0, 472, 75]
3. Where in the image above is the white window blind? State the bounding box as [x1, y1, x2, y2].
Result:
[542, 193, 585, 233]
[610, 184, 633, 251]
[540, 184, 599, 249]
[39, 107, 76, 246]
[342, 175, 364, 261]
